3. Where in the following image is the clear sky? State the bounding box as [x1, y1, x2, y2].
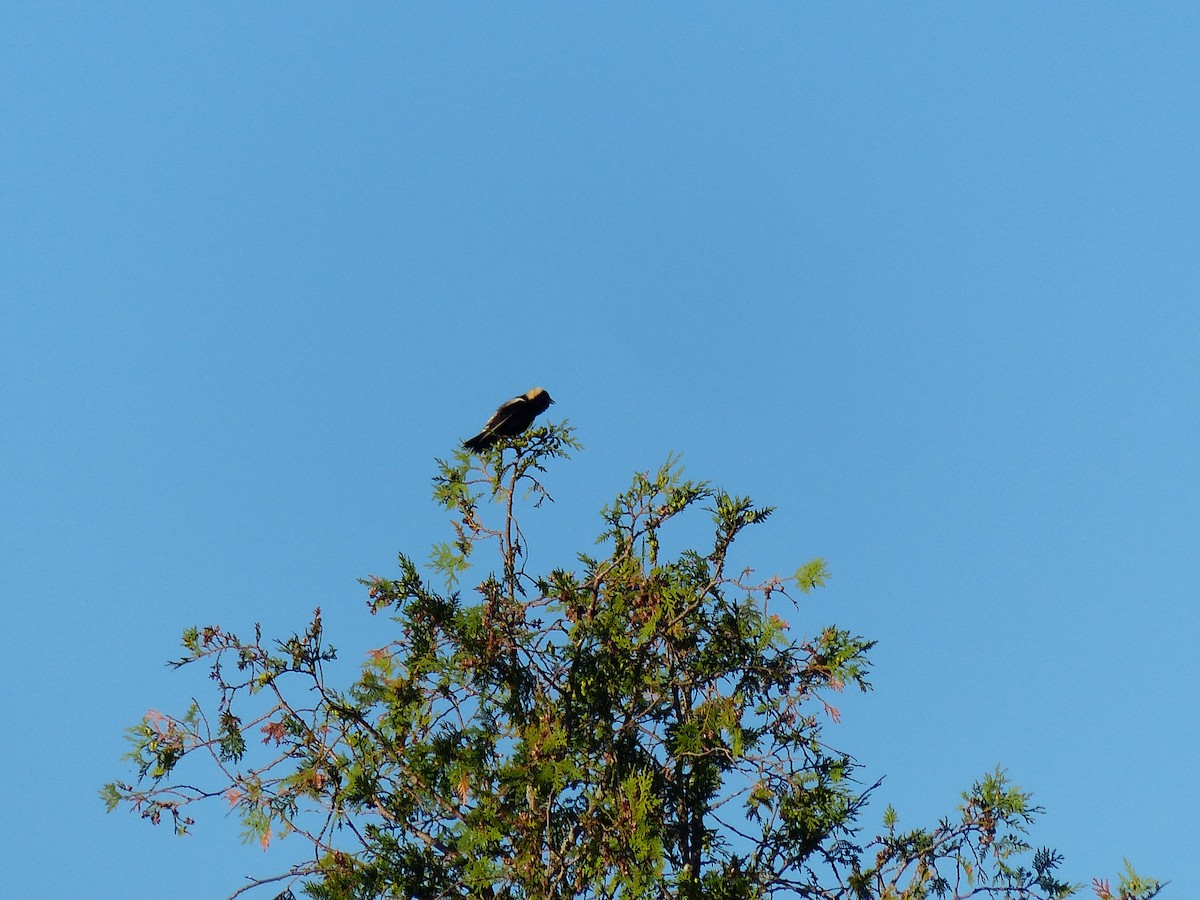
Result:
[2, 4, 1196, 897]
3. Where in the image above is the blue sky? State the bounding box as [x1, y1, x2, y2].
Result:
[2, 4, 1196, 897]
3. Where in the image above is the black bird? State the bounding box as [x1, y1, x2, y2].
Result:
[463, 387, 555, 452]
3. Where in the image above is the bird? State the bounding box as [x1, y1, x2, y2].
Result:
[463, 387, 555, 452]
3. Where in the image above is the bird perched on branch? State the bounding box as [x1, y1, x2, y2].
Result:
[463, 387, 555, 452]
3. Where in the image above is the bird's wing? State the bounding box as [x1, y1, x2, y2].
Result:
[480, 394, 527, 433]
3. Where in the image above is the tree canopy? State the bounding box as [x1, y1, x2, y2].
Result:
[105, 422, 1162, 900]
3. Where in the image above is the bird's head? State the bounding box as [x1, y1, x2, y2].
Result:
[526, 386, 554, 405]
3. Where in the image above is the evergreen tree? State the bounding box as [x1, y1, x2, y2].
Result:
[104, 422, 1161, 900]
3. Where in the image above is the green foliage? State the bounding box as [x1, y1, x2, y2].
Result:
[793, 559, 829, 595]
[104, 420, 1161, 899]
[1092, 860, 1164, 900]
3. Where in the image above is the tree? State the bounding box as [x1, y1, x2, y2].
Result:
[104, 422, 1163, 900]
